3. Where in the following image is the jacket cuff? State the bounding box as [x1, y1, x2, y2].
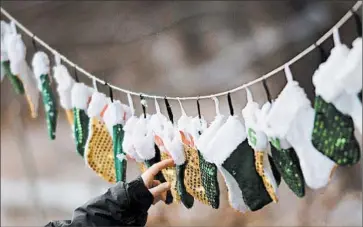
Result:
[126, 176, 154, 212]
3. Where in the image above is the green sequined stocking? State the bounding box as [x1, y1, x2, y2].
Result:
[268, 155, 281, 186]
[312, 96, 360, 166]
[222, 140, 280, 211]
[39, 74, 57, 140]
[269, 138, 305, 197]
[2, 61, 24, 94]
[113, 124, 127, 182]
[198, 150, 220, 209]
[144, 145, 173, 204]
[176, 163, 194, 209]
[73, 108, 90, 157]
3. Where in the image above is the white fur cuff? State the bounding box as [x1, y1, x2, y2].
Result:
[32, 51, 50, 78]
[71, 83, 94, 110]
[266, 81, 310, 138]
[197, 115, 226, 160]
[206, 115, 247, 165]
[87, 92, 110, 118]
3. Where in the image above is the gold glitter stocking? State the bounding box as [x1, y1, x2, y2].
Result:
[254, 151, 278, 202]
[85, 118, 116, 183]
[181, 132, 210, 206]
[155, 135, 180, 203]
[65, 109, 74, 127]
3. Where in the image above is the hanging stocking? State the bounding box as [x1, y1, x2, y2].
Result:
[103, 100, 130, 182]
[338, 34, 362, 130]
[2, 61, 24, 93]
[126, 122, 174, 204]
[123, 115, 148, 179]
[121, 95, 172, 204]
[71, 82, 93, 157]
[149, 99, 193, 208]
[313, 28, 362, 136]
[149, 98, 188, 206]
[122, 119, 146, 169]
[132, 114, 156, 162]
[312, 96, 360, 165]
[191, 100, 220, 209]
[178, 106, 220, 209]
[312, 29, 361, 165]
[135, 97, 174, 204]
[266, 66, 336, 190]
[259, 102, 305, 198]
[2, 60, 24, 94]
[122, 94, 149, 165]
[5, 22, 39, 117]
[53, 55, 75, 127]
[1, 21, 24, 94]
[206, 114, 276, 212]
[133, 112, 174, 203]
[155, 120, 183, 205]
[242, 89, 279, 203]
[341, 12, 362, 104]
[84, 91, 116, 183]
[32, 51, 58, 139]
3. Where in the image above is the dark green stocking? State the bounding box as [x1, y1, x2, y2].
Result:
[73, 108, 90, 157]
[176, 163, 194, 209]
[312, 96, 360, 166]
[113, 124, 127, 182]
[222, 140, 279, 211]
[269, 139, 305, 198]
[39, 74, 57, 140]
[2, 61, 24, 94]
[144, 144, 173, 204]
[198, 150, 220, 209]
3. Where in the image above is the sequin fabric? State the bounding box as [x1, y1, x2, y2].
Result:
[40, 74, 58, 140]
[3, 61, 36, 118]
[222, 140, 275, 211]
[160, 152, 181, 203]
[113, 124, 127, 182]
[269, 140, 305, 198]
[65, 109, 74, 127]
[198, 150, 220, 209]
[254, 151, 278, 202]
[268, 155, 281, 186]
[73, 108, 90, 157]
[183, 144, 210, 206]
[143, 145, 173, 204]
[85, 118, 116, 183]
[312, 96, 360, 166]
[138, 162, 148, 173]
[2, 61, 24, 94]
[24, 92, 37, 118]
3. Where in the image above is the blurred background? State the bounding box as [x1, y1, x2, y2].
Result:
[1, 1, 362, 226]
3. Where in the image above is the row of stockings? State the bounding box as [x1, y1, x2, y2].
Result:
[1, 20, 57, 139]
[1, 19, 130, 186]
[68, 86, 132, 183]
[1, 15, 361, 213]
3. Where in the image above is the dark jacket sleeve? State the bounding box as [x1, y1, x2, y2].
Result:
[45, 176, 154, 227]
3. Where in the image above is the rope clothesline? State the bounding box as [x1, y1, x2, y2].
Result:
[1, 1, 362, 100]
